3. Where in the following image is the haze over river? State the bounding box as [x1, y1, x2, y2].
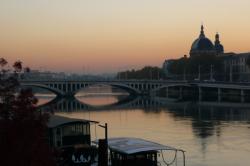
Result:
[36, 85, 250, 166]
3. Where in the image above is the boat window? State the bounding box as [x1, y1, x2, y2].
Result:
[63, 123, 89, 136]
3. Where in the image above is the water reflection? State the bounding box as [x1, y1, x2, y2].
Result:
[37, 95, 250, 166]
[39, 96, 250, 136]
[39, 96, 170, 112]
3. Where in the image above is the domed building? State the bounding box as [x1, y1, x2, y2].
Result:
[190, 25, 224, 57]
[163, 24, 250, 82]
[214, 32, 224, 54]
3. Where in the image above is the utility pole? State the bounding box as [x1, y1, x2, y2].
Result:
[98, 123, 108, 166]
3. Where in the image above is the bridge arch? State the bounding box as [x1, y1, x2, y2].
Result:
[150, 83, 191, 94]
[73, 82, 141, 96]
[21, 83, 65, 96]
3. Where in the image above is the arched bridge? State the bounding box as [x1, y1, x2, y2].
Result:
[20, 79, 250, 100]
[20, 79, 188, 97]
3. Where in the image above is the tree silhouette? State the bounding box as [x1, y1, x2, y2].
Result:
[117, 66, 165, 80]
[0, 58, 56, 166]
[13, 60, 22, 73]
[0, 58, 7, 67]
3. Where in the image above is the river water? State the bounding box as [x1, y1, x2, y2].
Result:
[36, 85, 250, 166]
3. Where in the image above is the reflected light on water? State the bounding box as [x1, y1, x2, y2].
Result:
[75, 85, 129, 106]
[37, 91, 250, 166]
[76, 95, 120, 107]
[35, 94, 56, 106]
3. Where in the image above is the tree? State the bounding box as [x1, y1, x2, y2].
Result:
[116, 66, 165, 80]
[13, 60, 22, 73]
[0, 58, 7, 67]
[0, 58, 56, 166]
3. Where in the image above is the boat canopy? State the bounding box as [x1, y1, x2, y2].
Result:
[48, 115, 99, 128]
[94, 137, 183, 155]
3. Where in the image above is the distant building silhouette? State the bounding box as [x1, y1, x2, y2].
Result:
[163, 24, 250, 81]
[190, 25, 224, 57]
[214, 32, 224, 54]
[162, 59, 175, 75]
[223, 52, 250, 81]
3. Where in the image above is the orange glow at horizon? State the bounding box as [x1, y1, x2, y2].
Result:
[1, 0, 250, 73]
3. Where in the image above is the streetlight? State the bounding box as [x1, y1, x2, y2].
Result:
[98, 123, 108, 141]
[98, 123, 108, 166]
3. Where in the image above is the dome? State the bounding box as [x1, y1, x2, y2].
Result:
[214, 33, 224, 54]
[191, 37, 214, 51]
[214, 43, 224, 53]
[190, 25, 214, 51]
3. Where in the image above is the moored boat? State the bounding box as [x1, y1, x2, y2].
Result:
[47, 115, 99, 165]
[94, 137, 186, 166]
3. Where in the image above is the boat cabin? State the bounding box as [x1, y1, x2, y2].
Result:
[47, 115, 99, 165]
[48, 115, 98, 148]
[102, 137, 186, 166]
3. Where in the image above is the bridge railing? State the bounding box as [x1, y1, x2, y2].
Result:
[19, 78, 189, 83]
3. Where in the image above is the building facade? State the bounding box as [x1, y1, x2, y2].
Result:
[163, 25, 250, 82]
[223, 52, 250, 81]
[162, 59, 175, 76]
[190, 25, 224, 57]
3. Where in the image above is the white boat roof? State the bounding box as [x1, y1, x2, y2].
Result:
[95, 137, 178, 155]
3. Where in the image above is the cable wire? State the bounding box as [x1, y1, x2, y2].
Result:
[161, 150, 177, 166]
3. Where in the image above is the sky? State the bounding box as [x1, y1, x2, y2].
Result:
[1, 0, 250, 74]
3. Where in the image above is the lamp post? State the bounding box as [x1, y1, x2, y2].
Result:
[98, 123, 108, 166]
[98, 123, 108, 141]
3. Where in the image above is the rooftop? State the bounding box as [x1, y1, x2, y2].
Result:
[94, 137, 183, 155]
[48, 115, 98, 128]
